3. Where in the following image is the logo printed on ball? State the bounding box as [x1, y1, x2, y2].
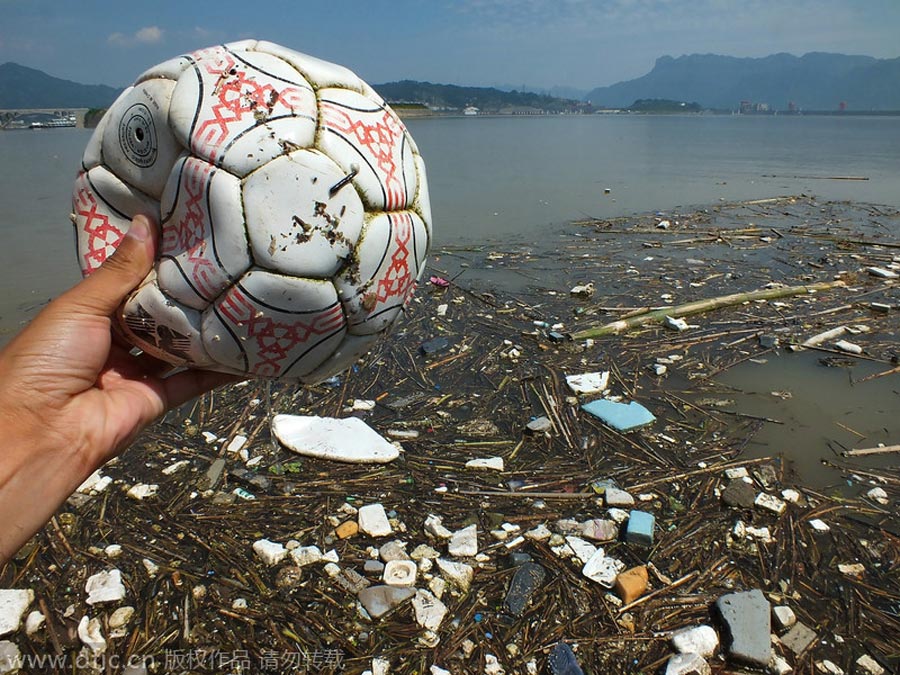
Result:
[118, 103, 158, 168]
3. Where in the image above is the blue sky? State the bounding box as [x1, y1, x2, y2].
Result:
[1, 0, 898, 91]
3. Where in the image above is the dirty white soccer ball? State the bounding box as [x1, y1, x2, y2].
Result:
[72, 40, 431, 381]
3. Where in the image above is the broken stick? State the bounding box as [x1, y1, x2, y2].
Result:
[571, 280, 846, 339]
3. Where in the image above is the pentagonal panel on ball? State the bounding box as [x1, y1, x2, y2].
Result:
[202, 270, 347, 378]
[100, 80, 182, 199]
[72, 167, 159, 276]
[337, 211, 428, 335]
[317, 88, 418, 211]
[242, 150, 365, 278]
[157, 156, 251, 310]
[169, 46, 317, 177]
[118, 279, 214, 368]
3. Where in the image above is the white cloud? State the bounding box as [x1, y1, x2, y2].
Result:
[135, 26, 163, 44]
[108, 26, 164, 47]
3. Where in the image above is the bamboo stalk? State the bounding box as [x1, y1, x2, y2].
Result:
[571, 280, 846, 339]
[843, 444, 900, 457]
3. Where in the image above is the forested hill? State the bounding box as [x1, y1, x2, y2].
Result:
[373, 80, 590, 113]
[0, 62, 121, 108]
[585, 52, 900, 111]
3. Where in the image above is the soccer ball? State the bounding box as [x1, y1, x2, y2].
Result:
[72, 40, 431, 382]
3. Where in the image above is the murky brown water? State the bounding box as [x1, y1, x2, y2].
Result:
[715, 350, 899, 488]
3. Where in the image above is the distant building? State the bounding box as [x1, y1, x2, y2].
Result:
[738, 100, 771, 114]
[463, 106, 479, 116]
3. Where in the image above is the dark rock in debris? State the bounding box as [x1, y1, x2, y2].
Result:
[780, 621, 817, 656]
[525, 416, 553, 434]
[753, 464, 779, 489]
[721, 480, 756, 508]
[419, 337, 451, 356]
[715, 589, 771, 667]
[504, 562, 546, 617]
[274, 566, 303, 591]
[230, 468, 272, 492]
[548, 641, 585, 675]
[758, 334, 779, 349]
[506, 552, 533, 567]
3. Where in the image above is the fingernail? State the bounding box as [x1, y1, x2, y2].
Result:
[126, 217, 150, 242]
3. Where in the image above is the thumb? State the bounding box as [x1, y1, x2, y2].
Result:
[68, 214, 158, 317]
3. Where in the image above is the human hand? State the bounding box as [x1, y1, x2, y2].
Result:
[0, 215, 234, 562]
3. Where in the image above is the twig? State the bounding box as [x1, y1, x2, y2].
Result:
[572, 281, 846, 339]
[843, 444, 900, 457]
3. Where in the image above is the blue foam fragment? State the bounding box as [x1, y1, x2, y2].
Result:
[626, 510, 655, 547]
[580, 399, 656, 431]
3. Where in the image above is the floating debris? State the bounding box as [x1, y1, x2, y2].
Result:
[10, 196, 900, 674]
[581, 399, 656, 432]
[272, 414, 400, 463]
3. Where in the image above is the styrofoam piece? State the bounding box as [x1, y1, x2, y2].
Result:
[582, 549, 625, 588]
[802, 326, 847, 348]
[581, 399, 656, 431]
[465, 457, 505, 471]
[565, 371, 609, 395]
[0, 590, 33, 637]
[272, 414, 399, 463]
[101, 80, 181, 198]
[412, 589, 447, 631]
[85, 570, 126, 605]
[671, 625, 719, 657]
[126, 483, 158, 500]
[317, 87, 417, 211]
[382, 560, 417, 587]
[564, 536, 598, 565]
[358, 504, 394, 537]
[78, 615, 107, 654]
[754, 492, 787, 515]
[435, 559, 474, 592]
[253, 539, 288, 566]
[448, 525, 478, 558]
[834, 340, 862, 354]
[169, 47, 317, 177]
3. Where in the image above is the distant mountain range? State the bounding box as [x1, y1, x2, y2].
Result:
[2, 51, 898, 112]
[586, 52, 900, 111]
[0, 62, 121, 109]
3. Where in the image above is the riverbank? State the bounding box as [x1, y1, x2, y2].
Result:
[2, 196, 897, 674]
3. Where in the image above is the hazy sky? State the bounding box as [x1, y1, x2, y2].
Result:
[1, 0, 898, 91]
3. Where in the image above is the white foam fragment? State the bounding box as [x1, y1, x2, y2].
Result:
[85, 570, 126, 605]
[465, 457, 504, 471]
[272, 414, 399, 463]
[565, 371, 610, 395]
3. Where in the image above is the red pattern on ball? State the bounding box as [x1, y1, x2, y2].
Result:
[192, 51, 310, 162]
[218, 288, 345, 377]
[320, 102, 406, 209]
[75, 184, 124, 275]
